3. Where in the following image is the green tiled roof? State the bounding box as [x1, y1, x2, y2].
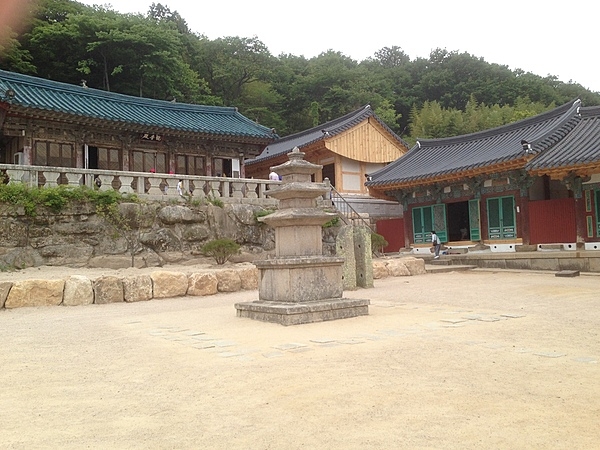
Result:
[0, 69, 275, 141]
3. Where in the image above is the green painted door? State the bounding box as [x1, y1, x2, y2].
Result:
[468, 199, 481, 241]
[432, 204, 448, 243]
[487, 196, 516, 239]
[412, 204, 447, 243]
[412, 206, 433, 244]
[595, 190, 600, 237]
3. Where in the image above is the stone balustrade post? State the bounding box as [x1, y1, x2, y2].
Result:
[209, 180, 221, 198]
[43, 170, 61, 187]
[245, 182, 258, 199]
[231, 181, 244, 198]
[118, 175, 134, 194]
[97, 174, 114, 191]
[5, 168, 25, 185]
[146, 177, 163, 196]
[64, 172, 82, 187]
[222, 180, 231, 198]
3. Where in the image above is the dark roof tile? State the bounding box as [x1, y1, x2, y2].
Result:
[367, 100, 582, 188]
[526, 106, 600, 171]
[0, 70, 275, 141]
[246, 105, 408, 165]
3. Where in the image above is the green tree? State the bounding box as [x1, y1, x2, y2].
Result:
[5, 0, 600, 140]
[195, 36, 273, 106]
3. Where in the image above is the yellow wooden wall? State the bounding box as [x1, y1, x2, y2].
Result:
[326, 118, 405, 163]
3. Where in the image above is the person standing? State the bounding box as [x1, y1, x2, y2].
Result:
[431, 230, 441, 259]
[268, 170, 279, 181]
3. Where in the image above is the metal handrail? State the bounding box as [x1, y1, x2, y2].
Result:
[323, 179, 374, 231]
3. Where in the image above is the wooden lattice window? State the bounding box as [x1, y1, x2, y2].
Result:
[34, 141, 75, 168]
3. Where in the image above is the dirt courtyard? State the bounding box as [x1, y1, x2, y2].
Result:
[1, 268, 598, 449]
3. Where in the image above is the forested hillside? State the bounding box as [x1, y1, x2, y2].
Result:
[2, 0, 599, 144]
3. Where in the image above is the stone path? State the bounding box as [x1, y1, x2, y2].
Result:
[112, 298, 597, 366]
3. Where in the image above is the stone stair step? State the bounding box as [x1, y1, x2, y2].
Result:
[429, 259, 453, 265]
[425, 265, 477, 273]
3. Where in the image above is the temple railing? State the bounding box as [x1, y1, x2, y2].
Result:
[323, 178, 374, 230]
[0, 164, 280, 204]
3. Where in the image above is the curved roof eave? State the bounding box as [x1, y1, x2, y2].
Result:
[248, 104, 408, 165]
[0, 69, 276, 140]
[367, 99, 582, 189]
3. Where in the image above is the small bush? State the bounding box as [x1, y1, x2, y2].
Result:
[0, 184, 130, 217]
[254, 208, 275, 221]
[201, 238, 241, 265]
[371, 233, 389, 254]
[207, 197, 224, 208]
[322, 217, 340, 228]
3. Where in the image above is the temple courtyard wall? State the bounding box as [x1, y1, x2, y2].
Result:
[0, 257, 426, 310]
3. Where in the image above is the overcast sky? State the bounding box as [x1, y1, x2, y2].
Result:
[78, 0, 600, 93]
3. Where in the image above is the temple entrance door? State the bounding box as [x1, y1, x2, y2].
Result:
[446, 201, 470, 241]
[322, 163, 335, 187]
[595, 190, 600, 237]
[432, 203, 448, 243]
[412, 204, 447, 243]
[468, 199, 481, 241]
[85, 145, 99, 170]
[487, 196, 516, 239]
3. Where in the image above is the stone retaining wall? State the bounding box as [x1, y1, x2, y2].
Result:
[0, 257, 425, 310]
[444, 252, 600, 273]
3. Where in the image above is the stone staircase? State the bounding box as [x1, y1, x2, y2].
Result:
[421, 256, 478, 273]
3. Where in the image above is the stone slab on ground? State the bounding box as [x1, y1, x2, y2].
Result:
[555, 270, 580, 277]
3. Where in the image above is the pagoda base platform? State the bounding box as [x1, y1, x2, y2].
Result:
[234, 298, 369, 326]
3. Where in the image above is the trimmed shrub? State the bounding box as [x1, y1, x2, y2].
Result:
[201, 239, 241, 265]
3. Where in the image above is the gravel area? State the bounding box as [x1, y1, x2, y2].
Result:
[1, 269, 598, 449]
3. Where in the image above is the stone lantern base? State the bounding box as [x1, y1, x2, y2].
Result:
[234, 256, 369, 325]
[235, 298, 370, 326]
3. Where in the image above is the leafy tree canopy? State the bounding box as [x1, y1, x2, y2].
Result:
[1, 0, 599, 139]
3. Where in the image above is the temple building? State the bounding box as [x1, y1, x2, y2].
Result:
[0, 69, 276, 177]
[366, 99, 600, 251]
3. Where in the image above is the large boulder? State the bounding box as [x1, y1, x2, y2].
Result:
[93, 276, 124, 304]
[139, 229, 178, 252]
[372, 260, 390, 279]
[63, 275, 94, 306]
[5, 279, 65, 308]
[187, 272, 218, 296]
[215, 269, 242, 292]
[401, 257, 426, 275]
[122, 275, 153, 302]
[182, 224, 211, 242]
[158, 205, 205, 225]
[0, 248, 45, 269]
[385, 259, 411, 277]
[37, 244, 94, 267]
[236, 265, 259, 290]
[0, 281, 13, 308]
[151, 271, 188, 298]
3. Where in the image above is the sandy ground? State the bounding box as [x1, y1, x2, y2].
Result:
[0, 268, 599, 449]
